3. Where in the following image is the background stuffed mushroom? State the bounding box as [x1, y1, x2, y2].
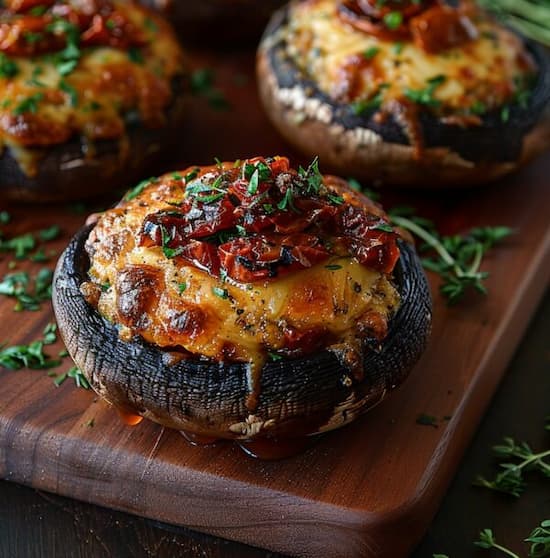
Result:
[257, 0, 550, 187]
[53, 157, 432, 457]
[0, 0, 186, 202]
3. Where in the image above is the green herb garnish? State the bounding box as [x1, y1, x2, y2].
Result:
[0, 53, 19, 78]
[384, 11, 403, 30]
[128, 47, 144, 64]
[474, 436, 550, 497]
[404, 75, 446, 107]
[212, 286, 229, 299]
[389, 207, 511, 304]
[38, 225, 60, 241]
[59, 79, 78, 107]
[13, 93, 44, 115]
[363, 46, 380, 60]
[125, 178, 155, 200]
[0, 268, 53, 311]
[416, 414, 439, 428]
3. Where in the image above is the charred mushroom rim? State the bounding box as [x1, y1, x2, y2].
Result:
[139, 0, 287, 45]
[257, 0, 550, 187]
[53, 157, 432, 456]
[0, 0, 185, 202]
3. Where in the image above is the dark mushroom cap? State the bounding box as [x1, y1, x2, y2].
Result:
[53, 224, 432, 440]
[257, 5, 550, 187]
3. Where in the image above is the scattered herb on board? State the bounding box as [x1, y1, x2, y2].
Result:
[475, 521, 550, 558]
[416, 414, 439, 428]
[388, 206, 512, 304]
[51, 365, 90, 389]
[474, 434, 550, 497]
[0, 323, 61, 370]
[433, 520, 550, 557]
[190, 68, 230, 111]
[0, 268, 53, 311]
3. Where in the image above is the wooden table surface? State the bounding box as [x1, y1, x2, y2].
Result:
[0, 288, 547, 558]
[1, 47, 549, 558]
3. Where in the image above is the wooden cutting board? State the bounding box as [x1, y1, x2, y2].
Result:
[0, 50, 549, 558]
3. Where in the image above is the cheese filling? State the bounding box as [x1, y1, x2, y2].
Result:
[279, 0, 536, 118]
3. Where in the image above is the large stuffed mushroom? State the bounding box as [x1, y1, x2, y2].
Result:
[0, 0, 185, 202]
[257, 0, 550, 187]
[53, 156, 432, 457]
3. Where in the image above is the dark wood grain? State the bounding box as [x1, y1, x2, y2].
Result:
[0, 291, 548, 558]
[0, 48, 549, 558]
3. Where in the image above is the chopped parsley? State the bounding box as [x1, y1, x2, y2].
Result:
[177, 282, 187, 294]
[268, 352, 283, 362]
[0, 324, 61, 371]
[373, 223, 394, 233]
[363, 46, 380, 60]
[0, 268, 53, 311]
[404, 75, 447, 107]
[212, 286, 229, 299]
[416, 413, 439, 428]
[125, 178, 155, 200]
[190, 68, 230, 111]
[59, 79, 78, 107]
[0, 53, 19, 78]
[38, 225, 60, 242]
[13, 93, 44, 116]
[128, 47, 144, 64]
[325, 264, 343, 271]
[384, 11, 403, 30]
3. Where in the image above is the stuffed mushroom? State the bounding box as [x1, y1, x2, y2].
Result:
[257, 0, 550, 187]
[0, 0, 185, 202]
[53, 156, 431, 457]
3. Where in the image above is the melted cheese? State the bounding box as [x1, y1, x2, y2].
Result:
[84, 170, 400, 373]
[0, 3, 183, 175]
[281, 0, 536, 111]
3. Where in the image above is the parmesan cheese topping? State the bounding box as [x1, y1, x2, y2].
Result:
[281, 0, 536, 114]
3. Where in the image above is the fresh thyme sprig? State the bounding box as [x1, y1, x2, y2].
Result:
[474, 436, 550, 497]
[388, 207, 512, 304]
[475, 521, 550, 558]
[434, 520, 550, 558]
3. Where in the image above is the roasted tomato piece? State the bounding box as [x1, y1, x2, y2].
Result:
[139, 211, 187, 247]
[273, 198, 339, 234]
[282, 324, 329, 355]
[219, 234, 329, 282]
[268, 156, 290, 176]
[410, 4, 478, 54]
[348, 232, 400, 274]
[185, 197, 238, 239]
[178, 240, 220, 276]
